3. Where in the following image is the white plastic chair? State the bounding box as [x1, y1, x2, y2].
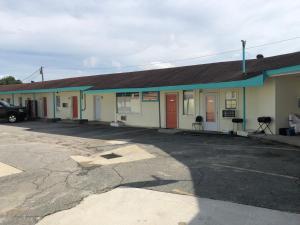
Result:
[289, 114, 300, 133]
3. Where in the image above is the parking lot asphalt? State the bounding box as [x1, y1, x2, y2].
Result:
[0, 121, 299, 225]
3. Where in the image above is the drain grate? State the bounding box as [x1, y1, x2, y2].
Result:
[101, 153, 122, 159]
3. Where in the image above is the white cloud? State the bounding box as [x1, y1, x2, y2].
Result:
[142, 62, 175, 70]
[83, 56, 98, 68]
[0, 0, 299, 80]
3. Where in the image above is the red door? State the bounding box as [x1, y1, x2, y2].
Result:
[43, 97, 47, 117]
[166, 94, 177, 128]
[72, 96, 78, 119]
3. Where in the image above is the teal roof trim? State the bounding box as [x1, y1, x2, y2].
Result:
[0, 86, 92, 95]
[85, 74, 264, 94]
[264, 64, 300, 77]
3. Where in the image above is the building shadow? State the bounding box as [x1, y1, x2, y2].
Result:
[3, 121, 300, 223]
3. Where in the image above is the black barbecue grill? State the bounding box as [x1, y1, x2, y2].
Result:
[256, 117, 273, 134]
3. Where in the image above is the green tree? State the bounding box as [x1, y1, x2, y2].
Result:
[0, 76, 22, 85]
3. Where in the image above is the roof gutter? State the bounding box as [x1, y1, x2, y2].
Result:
[0, 86, 92, 95]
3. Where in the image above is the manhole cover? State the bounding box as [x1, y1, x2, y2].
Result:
[101, 153, 122, 159]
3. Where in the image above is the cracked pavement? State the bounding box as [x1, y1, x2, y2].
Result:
[0, 121, 299, 225]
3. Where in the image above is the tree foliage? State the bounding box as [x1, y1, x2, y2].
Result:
[0, 76, 22, 85]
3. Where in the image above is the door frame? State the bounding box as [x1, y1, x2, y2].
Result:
[165, 93, 179, 129]
[203, 92, 219, 131]
[94, 95, 101, 121]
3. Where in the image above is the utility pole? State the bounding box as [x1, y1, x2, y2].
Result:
[40, 66, 44, 82]
[241, 40, 246, 131]
[241, 40, 246, 73]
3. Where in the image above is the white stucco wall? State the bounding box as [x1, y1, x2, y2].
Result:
[275, 74, 300, 132]
[55, 91, 80, 120]
[116, 94, 160, 128]
[83, 93, 115, 122]
[217, 88, 244, 132]
[34, 93, 53, 118]
[246, 79, 276, 134]
[0, 94, 13, 104]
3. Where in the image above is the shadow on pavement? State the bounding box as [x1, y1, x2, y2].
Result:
[4, 121, 300, 224]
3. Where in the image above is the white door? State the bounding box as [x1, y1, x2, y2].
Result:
[204, 93, 218, 131]
[94, 96, 101, 121]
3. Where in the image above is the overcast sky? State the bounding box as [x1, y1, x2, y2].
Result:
[0, 0, 299, 82]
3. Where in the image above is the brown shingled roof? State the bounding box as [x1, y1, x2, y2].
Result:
[1, 51, 299, 92]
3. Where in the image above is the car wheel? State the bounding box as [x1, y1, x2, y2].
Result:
[8, 114, 17, 123]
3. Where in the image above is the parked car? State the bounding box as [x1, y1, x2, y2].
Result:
[0, 101, 27, 123]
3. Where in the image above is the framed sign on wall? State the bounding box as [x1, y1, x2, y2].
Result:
[142, 92, 159, 102]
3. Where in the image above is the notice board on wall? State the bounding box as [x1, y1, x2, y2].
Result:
[142, 92, 159, 101]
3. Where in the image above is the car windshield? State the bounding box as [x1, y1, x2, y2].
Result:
[0, 101, 11, 107]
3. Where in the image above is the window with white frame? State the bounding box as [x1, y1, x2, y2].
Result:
[183, 90, 194, 115]
[117, 92, 141, 114]
[225, 91, 237, 109]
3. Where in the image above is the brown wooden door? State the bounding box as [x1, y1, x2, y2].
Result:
[166, 94, 177, 128]
[43, 97, 47, 117]
[72, 96, 78, 119]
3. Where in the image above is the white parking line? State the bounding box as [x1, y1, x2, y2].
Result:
[212, 163, 299, 180]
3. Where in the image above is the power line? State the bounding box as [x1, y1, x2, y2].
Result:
[21, 68, 41, 82]
[247, 37, 300, 49]
[62, 36, 300, 71]
[11, 36, 300, 79]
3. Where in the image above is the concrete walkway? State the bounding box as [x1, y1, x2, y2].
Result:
[251, 134, 300, 148]
[36, 187, 300, 225]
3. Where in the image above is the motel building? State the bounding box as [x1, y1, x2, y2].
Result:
[0, 51, 299, 135]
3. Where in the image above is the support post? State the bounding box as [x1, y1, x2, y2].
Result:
[52, 92, 56, 119]
[79, 90, 83, 120]
[243, 87, 246, 130]
[158, 91, 161, 128]
[241, 40, 246, 131]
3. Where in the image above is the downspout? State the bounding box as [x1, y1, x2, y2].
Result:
[82, 93, 87, 111]
[52, 92, 56, 119]
[158, 91, 161, 128]
[79, 90, 83, 120]
[241, 40, 246, 131]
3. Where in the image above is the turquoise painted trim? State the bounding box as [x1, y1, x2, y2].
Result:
[52, 92, 56, 119]
[0, 86, 92, 95]
[242, 41, 246, 73]
[79, 91, 83, 120]
[85, 75, 264, 94]
[242, 87, 246, 130]
[264, 65, 300, 77]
